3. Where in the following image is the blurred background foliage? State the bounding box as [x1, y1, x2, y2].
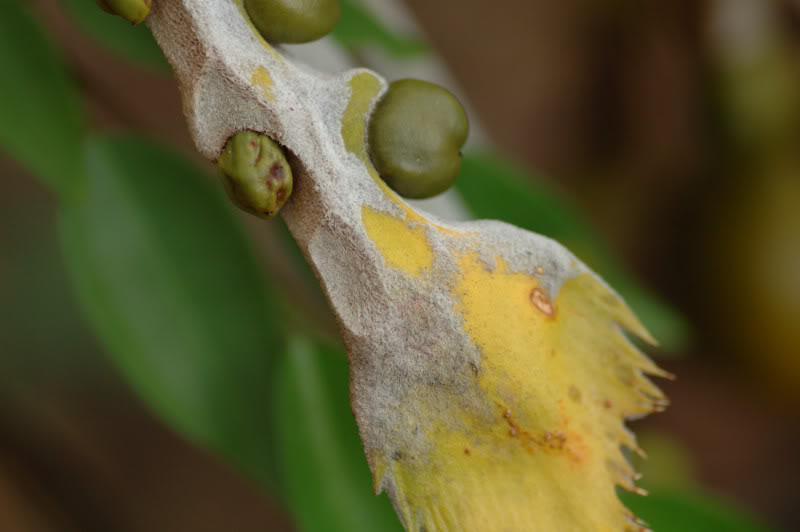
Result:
[0, 0, 797, 530]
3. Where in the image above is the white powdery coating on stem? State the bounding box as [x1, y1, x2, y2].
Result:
[147, 0, 604, 503]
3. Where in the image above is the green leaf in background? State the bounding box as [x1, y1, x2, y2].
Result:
[274, 337, 402, 532]
[620, 490, 772, 532]
[334, 0, 429, 59]
[457, 151, 690, 352]
[59, 135, 280, 488]
[63, 0, 169, 71]
[0, 0, 84, 198]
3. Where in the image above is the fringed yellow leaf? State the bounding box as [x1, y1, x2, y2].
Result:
[341, 74, 670, 532]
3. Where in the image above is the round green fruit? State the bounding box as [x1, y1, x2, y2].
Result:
[95, 0, 152, 25]
[218, 131, 293, 218]
[368, 79, 469, 199]
[244, 0, 341, 44]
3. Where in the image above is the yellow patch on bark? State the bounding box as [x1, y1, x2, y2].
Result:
[362, 205, 433, 277]
[251, 66, 275, 101]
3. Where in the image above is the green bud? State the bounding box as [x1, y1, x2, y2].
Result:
[244, 0, 341, 44]
[368, 79, 469, 200]
[218, 131, 293, 219]
[95, 0, 152, 25]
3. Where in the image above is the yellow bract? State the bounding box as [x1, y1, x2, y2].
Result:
[371, 254, 667, 531]
[342, 70, 668, 532]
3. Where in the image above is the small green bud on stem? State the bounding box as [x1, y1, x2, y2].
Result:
[218, 131, 294, 219]
[244, 0, 340, 44]
[368, 79, 469, 199]
[96, 0, 153, 25]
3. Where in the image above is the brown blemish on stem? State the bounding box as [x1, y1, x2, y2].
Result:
[497, 404, 591, 466]
[530, 287, 554, 316]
